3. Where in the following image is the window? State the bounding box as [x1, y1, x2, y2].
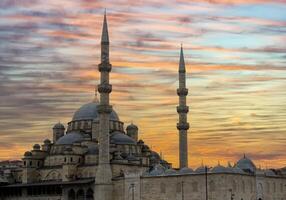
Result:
[70, 157, 73, 162]
[160, 183, 166, 193]
[242, 180, 245, 193]
[176, 182, 181, 193]
[232, 180, 237, 192]
[24, 161, 26, 166]
[273, 182, 276, 193]
[64, 157, 66, 162]
[29, 161, 32, 166]
[37, 161, 40, 167]
[267, 182, 270, 193]
[250, 181, 253, 193]
[209, 181, 215, 192]
[192, 182, 198, 192]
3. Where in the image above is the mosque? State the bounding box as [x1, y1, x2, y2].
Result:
[0, 13, 285, 200]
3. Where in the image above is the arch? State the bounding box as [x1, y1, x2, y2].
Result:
[76, 189, 84, 200]
[68, 189, 75, 200]
[45, 169, 61, 180]
[86, 188, 94, 200]
[257, 182, 264, 200]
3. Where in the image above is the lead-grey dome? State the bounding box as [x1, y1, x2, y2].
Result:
[72, 102, 119, 121]
[236, 155, 256, 173]
[110, 131, 136, 145]
[53, 122, 65, 129]
[211, 164, 228, 173]
[56, 132, 84, 145]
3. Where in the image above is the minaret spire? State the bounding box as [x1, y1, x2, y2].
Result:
[101, 10, 109, 44]
[94, 11, 113, 200]
[177, 45, 189, 168]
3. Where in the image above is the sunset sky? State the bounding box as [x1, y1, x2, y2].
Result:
[0, 0, 285, 169]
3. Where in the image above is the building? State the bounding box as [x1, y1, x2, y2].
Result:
[0, 13, 285, 200]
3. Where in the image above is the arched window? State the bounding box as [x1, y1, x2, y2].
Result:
[160, 183, 166, 193]
[68, 189, 75, 200]
[209, 180, 215, 192]
[77, 189, 84, 200]
[192, 182, 198, 192]
[242, 180, 245, 193]
[176, 182, 181, 193]
[86, 188, 94, 200]
[266, 182, 270, 193]
[232, 180, 237, 192]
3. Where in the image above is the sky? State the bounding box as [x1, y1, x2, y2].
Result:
[0, 0, 285, 169]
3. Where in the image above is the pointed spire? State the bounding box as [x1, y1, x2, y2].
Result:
[179, 44, 185, 73]
[101, 9, 109, 44]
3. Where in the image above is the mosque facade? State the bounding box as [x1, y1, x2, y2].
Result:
[0, 13, 285, 200]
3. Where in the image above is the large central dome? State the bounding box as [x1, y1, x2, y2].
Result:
[72, 101, 119, 121]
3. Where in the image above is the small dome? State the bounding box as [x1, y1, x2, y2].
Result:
[165, 168, 177, 175]
[110, 131, 136, 145]
[195, 166, 207, 173]
[72, 102, 119, 121]
[24, 151, 32, 157]
[149, 164, 165, 176]
[87, 144, 99, 155]
[236, 155, 256, 173]
[56, 132, 84, 145]
[127, 123, 138, 130]
[265, 169, 276, 177]
[44, 139, 51, 144]
[53, 122, 65, 129]
[179, 167, 194, 174]
[126, 154, 138, 161]
[211, 164, 228, 173]
[33, 144, 41, 150]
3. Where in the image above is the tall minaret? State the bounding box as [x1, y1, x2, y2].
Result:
[177, 45, 189, 168]
[94, 11, 113, 200]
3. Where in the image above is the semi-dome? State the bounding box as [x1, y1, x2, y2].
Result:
[236, 155, 256, 173]
[56, 132, 84, 145]
[72, 102, 119, 121]
[165, 168, 177, 175]
[110, 131, 136, 145]
[195, 165, 207, 173]
[211, 164, 228, 173]
[179, 167, 194, 174]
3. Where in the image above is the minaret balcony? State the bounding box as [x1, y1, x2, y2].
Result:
[98, 63, 112, 72]
[98, 84, 112, 93]
[177, 122, 190, 130]
[97, 105, 113, 114]
[177, 88, 188, 96]
[177, 106, 189, 113]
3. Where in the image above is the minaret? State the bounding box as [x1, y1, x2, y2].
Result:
[94, 11, 113, 200]
[177, 45, 189, 168]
